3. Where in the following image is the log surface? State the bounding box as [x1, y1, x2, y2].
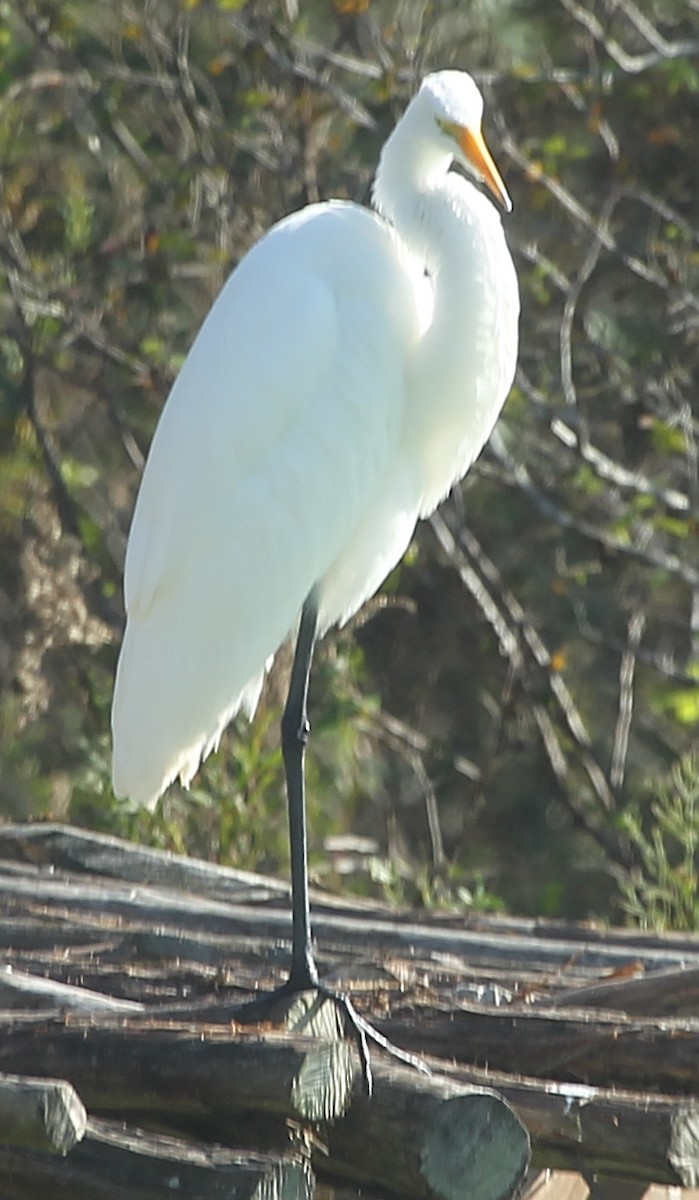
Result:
[0, 1116, 313, 1200]
[1, 822, 698, 1195]
[0, 1012, 530, 1199]
[0, 1072, 87, 1156]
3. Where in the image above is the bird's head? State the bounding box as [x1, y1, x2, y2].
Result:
[418, 70, 512, 212]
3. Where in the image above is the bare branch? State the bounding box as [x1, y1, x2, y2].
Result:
[559, 190, 618, 410]
[558, 0, 699, 73]
[610, 610, 647, 790]
[484, 433, 699, 588]
[430, 511, 622, 838]
[498, 124, 699, 320]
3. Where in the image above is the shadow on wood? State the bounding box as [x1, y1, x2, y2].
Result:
[0, 1117, 313, 1200]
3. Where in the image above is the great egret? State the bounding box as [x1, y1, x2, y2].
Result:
[112, 69, 519, 1082]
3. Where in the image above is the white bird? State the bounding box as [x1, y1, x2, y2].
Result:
[112, 69, 519, 1080]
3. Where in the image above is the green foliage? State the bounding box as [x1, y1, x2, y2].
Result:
[368, 855, 506, 914]
[0, 0, 698, 928]
[617, 756, 699, 932]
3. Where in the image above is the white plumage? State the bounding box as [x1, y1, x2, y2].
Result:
[112, 70, 519, 809]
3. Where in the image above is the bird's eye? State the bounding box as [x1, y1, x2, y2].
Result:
[436, 117, 455, 139]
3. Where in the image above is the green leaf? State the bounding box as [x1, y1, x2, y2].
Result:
[649, 420, 687, 455]
[60, 457, 100, 489]
[654, 687, 699, 726]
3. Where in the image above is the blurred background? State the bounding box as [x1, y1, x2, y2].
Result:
[0, 0, 697, 928]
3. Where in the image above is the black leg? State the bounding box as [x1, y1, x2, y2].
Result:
[236, 589, 429, 1093]
[280, 591, 320, 989]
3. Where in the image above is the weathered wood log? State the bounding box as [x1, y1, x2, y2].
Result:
[4, 823, 699, 963]
[113, 987, 699, 1103]
[0, 1016, 357, 1124]
[1, 822, 698, 1194]
[0, 1116, 313, 1200]
[552, 965, 699, 1018]
[53, 982, 698, 1102]
[7, 908, 697, 1036]
[2, 850, 698, 979]
[0, 964, 145, 1013]
[0, 1071, 86, 1156]
[0, 1007, 694, 1185]
[0, 821, 365, 912]
[0, 1013, 530, 1200]
[276, 995, 531, 1200]
[322, 1058, 529, 1200]
[0, 822, 290, 904]
[377, 999, 699, 1094]
[435, 1063, 699, 1187]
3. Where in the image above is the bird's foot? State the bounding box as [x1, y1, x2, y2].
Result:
[234, 972, 428, 1095]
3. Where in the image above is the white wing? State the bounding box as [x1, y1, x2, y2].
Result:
[111, 201, 421, 806]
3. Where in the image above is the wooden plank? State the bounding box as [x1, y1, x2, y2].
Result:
[523, 1175, 699, 1200]
[524, 1170, 589, 1200]
[643, 1190, 699, 1200]
[0, 1072, 86, 1156]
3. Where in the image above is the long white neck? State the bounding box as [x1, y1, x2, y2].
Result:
[372, 118, 519, 516]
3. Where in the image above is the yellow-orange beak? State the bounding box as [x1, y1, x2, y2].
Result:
[457, 125, 512, 213]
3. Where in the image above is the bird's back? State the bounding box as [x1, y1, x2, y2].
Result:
[111, 200, 423, 806]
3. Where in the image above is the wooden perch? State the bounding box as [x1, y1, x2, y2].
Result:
[1, 822, 699, 1196]
[0, 1006, 693, 1184]
[0, 1012, 529, 1200]
[0, 878, 691, 979]
[0, 1116, 313, 1200]
[0, 1016, 357, 1126]
[2, 825, 699, 980]
[0, 1072, 86, 1156]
